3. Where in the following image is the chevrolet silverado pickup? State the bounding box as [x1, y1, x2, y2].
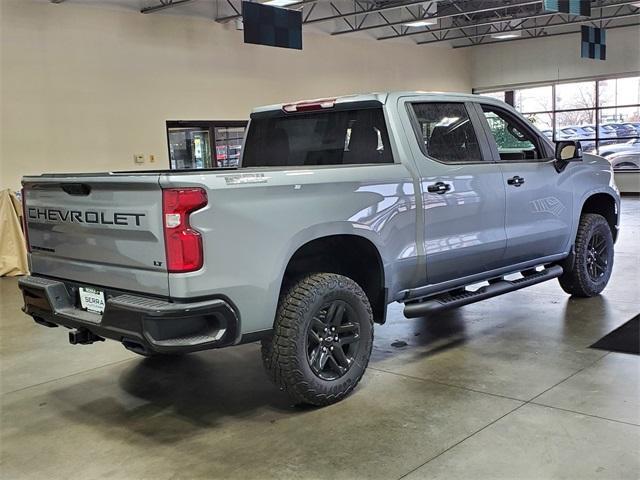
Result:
[19, 92, 620, 406]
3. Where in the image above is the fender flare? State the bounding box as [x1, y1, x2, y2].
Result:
[571, 186, 620, 243]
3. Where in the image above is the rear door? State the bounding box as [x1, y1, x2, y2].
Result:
[475, 102, 574, 265]
[23, 174, 169, 295]
[402, 99, 507, 285]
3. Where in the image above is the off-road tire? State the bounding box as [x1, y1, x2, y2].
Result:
[558, 213, 614, 297]
[261, 273, 374, 406]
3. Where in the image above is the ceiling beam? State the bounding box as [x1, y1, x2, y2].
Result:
[423, 8, 640, 45]
[141, 0, 197, 14]
[377, 0, 640, 41]
[378, 11, 558, 42]
[216, 0, 319, 23]
[332, 0, 542, 36]
[412, 11, 640, 47]
[303, 0, 428, 25]
[453, 20, 640, 48]
[215, 0, 440, 24]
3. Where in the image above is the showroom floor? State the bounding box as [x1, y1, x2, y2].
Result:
[1, 199, 639, 480]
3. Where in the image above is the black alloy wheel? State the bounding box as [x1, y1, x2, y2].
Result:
[306, 300, 361, 381]
[261, 273, 374, 406]
[558, 213, 614, 297]
[585, 231, 609, 281]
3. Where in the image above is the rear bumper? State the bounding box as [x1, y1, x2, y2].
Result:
[18, 275, 239, 354]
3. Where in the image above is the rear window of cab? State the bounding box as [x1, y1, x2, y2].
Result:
[242, 108, 394, 167]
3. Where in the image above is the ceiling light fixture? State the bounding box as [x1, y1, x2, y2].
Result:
[404, 19, 438, 27]
[264, 0, 298, 6]
[490, 31, 522, 39]
[404, 1, 438, 27]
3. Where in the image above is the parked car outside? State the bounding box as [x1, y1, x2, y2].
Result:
[541, 129, 553, 140]
[608, 151, 640, 170]
[559, 126, 595, 150]
[541, 129, 573, 141]
[604, 123, 637, 139]
[622, 122, 640, 136]
[598, 138, 640, 158]
[585, 124, 619, 145]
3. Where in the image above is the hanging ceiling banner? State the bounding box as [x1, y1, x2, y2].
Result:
[581, 26, 606, 60]
[543, 0, 592, 16]
[242, 1, 303, 50]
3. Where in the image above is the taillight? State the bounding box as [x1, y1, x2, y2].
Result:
[162, 188, 207, 273]
[21, 187, 31, 253]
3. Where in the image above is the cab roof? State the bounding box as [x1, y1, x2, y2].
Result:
[251, 91, 496, 114]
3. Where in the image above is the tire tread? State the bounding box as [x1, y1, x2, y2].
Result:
[559, 213, 613, 297]
[261, 273, 373, 406]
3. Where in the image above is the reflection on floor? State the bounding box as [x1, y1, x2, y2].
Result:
[1, 199, 639, 479]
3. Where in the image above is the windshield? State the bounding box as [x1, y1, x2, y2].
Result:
[242, 108, 393, 167]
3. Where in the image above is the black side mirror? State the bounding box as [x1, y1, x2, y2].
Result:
[555, 140, 583, 161]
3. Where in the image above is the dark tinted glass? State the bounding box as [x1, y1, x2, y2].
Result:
[411, 103, 483, 163]
[242, 108, 393, 167]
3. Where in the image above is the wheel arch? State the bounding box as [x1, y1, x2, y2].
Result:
[280, 234, 388, 324]
[579, 192, 619, 242]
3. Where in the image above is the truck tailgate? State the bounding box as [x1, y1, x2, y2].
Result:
[23, 174, 168, 296]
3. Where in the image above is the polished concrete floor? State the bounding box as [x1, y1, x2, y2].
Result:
[1, 199, 639, 480]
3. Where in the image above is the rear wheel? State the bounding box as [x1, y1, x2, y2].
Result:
[261, 273, 373, 406]
[559, 213, 614, 297]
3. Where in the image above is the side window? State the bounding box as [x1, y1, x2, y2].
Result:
[481, 105, 545, 161]
[410, 103, 483, 163]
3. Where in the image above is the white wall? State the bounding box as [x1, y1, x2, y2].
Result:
[470, 25, 640, 91]
[0, 0, 472, 191]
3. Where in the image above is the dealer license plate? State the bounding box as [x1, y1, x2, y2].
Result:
[79, 287, 105, 314]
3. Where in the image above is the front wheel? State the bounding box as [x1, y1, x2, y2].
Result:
[261, 273, 374, 406]
[558, 213, 614, 297]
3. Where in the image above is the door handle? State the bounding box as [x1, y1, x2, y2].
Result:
[507, 176, 525, 187]
[427, 182, 451, 194]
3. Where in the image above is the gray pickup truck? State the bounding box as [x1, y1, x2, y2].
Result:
[19, 92, 620, 406]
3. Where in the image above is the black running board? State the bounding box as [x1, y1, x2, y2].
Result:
[403, 265, 563, 318]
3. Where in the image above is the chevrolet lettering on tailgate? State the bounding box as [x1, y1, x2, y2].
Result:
[27, 207, 145, 226]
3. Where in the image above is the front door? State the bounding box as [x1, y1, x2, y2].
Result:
[406, 101, 507, 285]
[476, 103, 574, 265]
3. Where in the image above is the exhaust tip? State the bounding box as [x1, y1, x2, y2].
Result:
[122, 338, 152, 356]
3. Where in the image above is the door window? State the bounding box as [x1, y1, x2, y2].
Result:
[410, 103, 483, 163]
[481, 106, 546, 161]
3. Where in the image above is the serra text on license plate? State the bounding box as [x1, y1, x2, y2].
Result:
[79, 287, 106, 314]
